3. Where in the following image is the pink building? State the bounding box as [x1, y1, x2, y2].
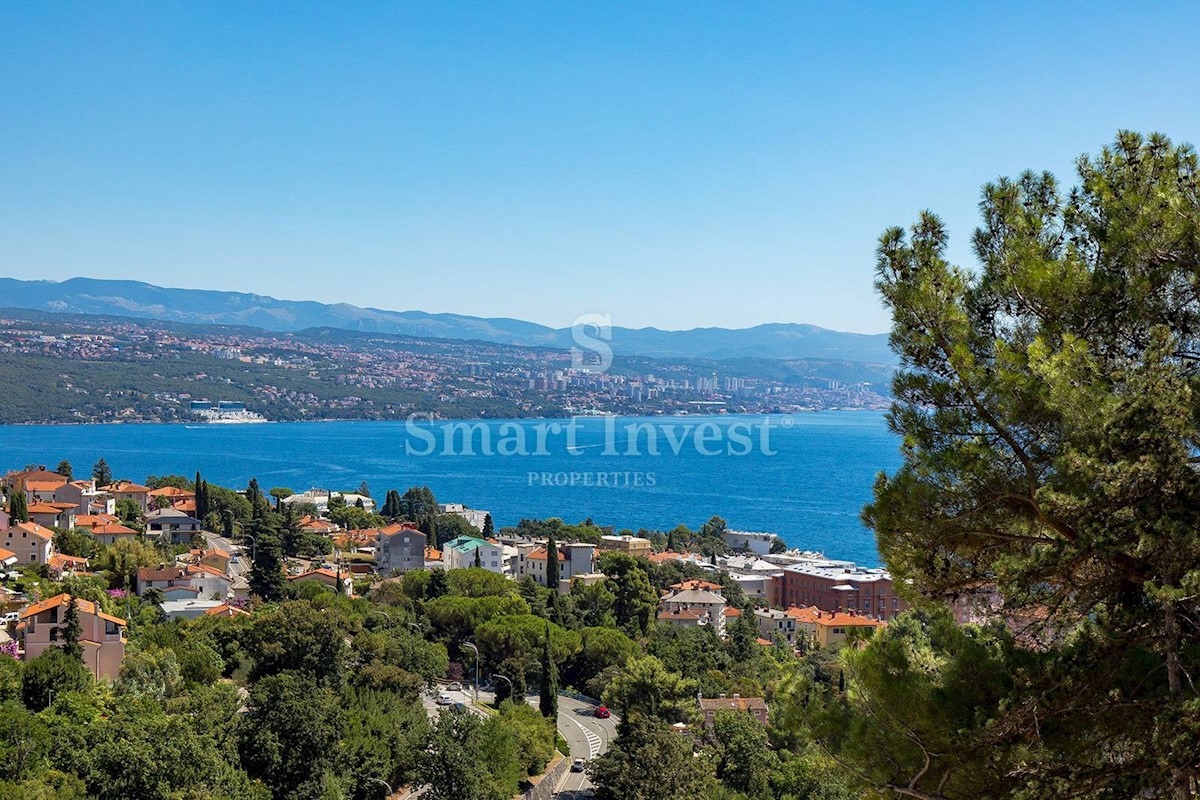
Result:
[18, 594, 127, 680]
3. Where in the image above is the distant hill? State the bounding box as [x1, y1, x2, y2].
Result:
[0, 277, 896, 363]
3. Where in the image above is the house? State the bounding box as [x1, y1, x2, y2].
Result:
[782, 562, 905, 619]
[281, 489, 375, 513]
[145, 508, 203, 544]
[26, 502, 76, 530]
[18, 594, 126, 680]
[786, 605, 885, 647]
[438, 502, 489, 531]
[376, 523, 427, 575]
[659, 586, 730, 636]
[187, 564, 234, 599]
[514, 541, 597, 590]
[754, 608, 798, 645]
[598, 535, 652, 558]
[298, 515, 339, 534]
[698, 694, 768, 727]
[669, 579, 724, 592]
[159, 598, 227, 621]
[424, 545, 443, 570]
[647, 551, 710, 567]
[0, 547, 18, 570]
[199, 547, 231, 574]
[147, 486, 195, 511]
[205, 602, 249, 618]
[135, 565, 191, 595]
[53, 480, 112, 516]
[288, 567, 352, 594]
[3, 467, 69, 503]
[1, 521, 54, 565]
[48, 553, 89, 579]
[722, 530, 776, 556]
[102, 481, 153, 513]
[89, 522, 140, 546]
[442, 536, 505, 572]
[75, 513, 119, 529]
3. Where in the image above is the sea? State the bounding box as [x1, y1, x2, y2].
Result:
[0, 411, 900, 566]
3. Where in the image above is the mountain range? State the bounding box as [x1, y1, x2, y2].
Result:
[0, 277, 895, 363]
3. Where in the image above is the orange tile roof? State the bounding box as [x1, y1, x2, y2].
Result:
[425, 546, 442, 561]
[91, 523, 138, 536]
[0, 547, 16, 562]
[205, 603, 249, 617]
[77, 514, 119, 527]
[724, 606, 741, 617]
[103, 481, 152, 494]
[527, 546, 566, 561]
[3, 521, 54, 541]
[26, 478, 68, 492]
[148, 486, 195, 497]
[670, 579, 723, 591]
[20, 593, 126, 626]
[26, 502, 69, 514]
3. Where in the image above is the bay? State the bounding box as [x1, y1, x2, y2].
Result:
[0, 411, 900, 566]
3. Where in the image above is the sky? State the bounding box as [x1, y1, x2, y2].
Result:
[2, 3, 1198, 334]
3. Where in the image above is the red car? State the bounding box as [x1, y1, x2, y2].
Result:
[594, 705, 611, 719]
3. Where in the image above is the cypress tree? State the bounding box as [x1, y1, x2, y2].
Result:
[473, 546, 482, 569]
[62, 597, 83, 662]
[545, 531, 560, 588]
[9, 492, 28, 523]
[482, 513, 494, 537]
[539, 623, 558, 718]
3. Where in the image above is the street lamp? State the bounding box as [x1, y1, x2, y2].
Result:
[463, 642, 480, 704]
[407, 621, 423, 635]
[492, 673, 513, 704]
[362, 776, 392, 798]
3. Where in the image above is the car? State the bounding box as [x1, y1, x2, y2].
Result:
[594, 705, 611, 719]
[436, 692, 453, 706]
[230, 556, 240, 564]
[447, 682, 462, 692]
[1, 612, 18, 623]
[571, 758, 586, 772]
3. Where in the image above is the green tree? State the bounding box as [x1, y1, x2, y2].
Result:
[20, 648, 90, 711]
[247, 526, 288, 603]
[0, 701, 50, 783]
[91, 458, 112, 486]
[54, 461, 72, 480]
[481, 513, 493, 537]
[588, 716, 715, 800]
[244, 600, 348, 688]
[60, 598, 82, 662]
[861, 131, 1200, 798]
[418, 708, 489, 800]
[239, 672, 343, 798]
[712, 708, 775, 798]
[545, 531, 560, 588]
[538, 624, 558, 719]
[602, 655, 696, 725]
[603, 554, 657, 636]
[8, 492, 27, 524]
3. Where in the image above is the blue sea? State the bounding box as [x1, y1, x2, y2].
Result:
[0, 412, 900, 566]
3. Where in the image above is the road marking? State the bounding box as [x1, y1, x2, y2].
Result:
[562, 712, 603, 758]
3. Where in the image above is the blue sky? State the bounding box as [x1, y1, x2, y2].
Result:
[2, 3, 1197, 333]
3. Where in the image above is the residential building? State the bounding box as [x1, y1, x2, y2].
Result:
[187, 564, 234, 599]
[659, 586, 730, 636]
[1, 522, 54, 565]
[722, 530, 776, 556]
[515, 542, 597, 589]
[103, 481, 153, 513]
[53, 480, 112, 516]
[754, 608, 798, 645]
[787, 605, 886, 647]
[376, 523, 427, 575]
[438, 502, 490, 531]
[135, 566, 191, 595]
[281, 489, 375, 513]
[26, 502, 76, 530]
[160, 598, 227, 621]
[48, 553, 88, 579]
[697, 694, 769, 727]
[288, 567, 352, 594]
[781, 562, 905, 619]
[598, 534, 652, 558]
[89, 522, 140, 547]
[3, 467, 69, 503]
[18, 594, 126, 680]
[145, 508, 203, 543]
[442, 536, 505, 572]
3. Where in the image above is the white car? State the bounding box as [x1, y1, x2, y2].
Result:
[571, 758, 586, 772]
[447, 682, 462, 692]
[1, 611, 18, 624]
[436, 692, 453, 706]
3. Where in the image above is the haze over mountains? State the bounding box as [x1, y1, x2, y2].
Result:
[0, 277, 895, 364]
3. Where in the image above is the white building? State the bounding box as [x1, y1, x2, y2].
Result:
[439, 503, 490, 531]
[281, 489, 376, 513]
[722, 530, 776, 556]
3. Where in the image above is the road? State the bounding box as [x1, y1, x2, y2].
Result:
[420, 685, 616, 797]
[204, 532, 249, 581]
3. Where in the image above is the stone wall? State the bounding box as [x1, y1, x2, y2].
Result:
[518, 753, 569, 800]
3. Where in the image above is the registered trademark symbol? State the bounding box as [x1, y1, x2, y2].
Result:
[781, 416, 795, 428]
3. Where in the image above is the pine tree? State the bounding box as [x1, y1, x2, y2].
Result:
[9, 492, 28, 523]
[62, 596, 83, 662]
[92, 458, 112, 486]
[545, 531, 560, 588]
[56, 460, 72, 480]
[539, 623, 558, 718]
[482, 513, 494, 537]
[248, 523, 287, 602]
[428, 568, 448, 599]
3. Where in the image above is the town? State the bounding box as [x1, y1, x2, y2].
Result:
[0, 310, 891, 425]
[0, 458, 904, 799]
